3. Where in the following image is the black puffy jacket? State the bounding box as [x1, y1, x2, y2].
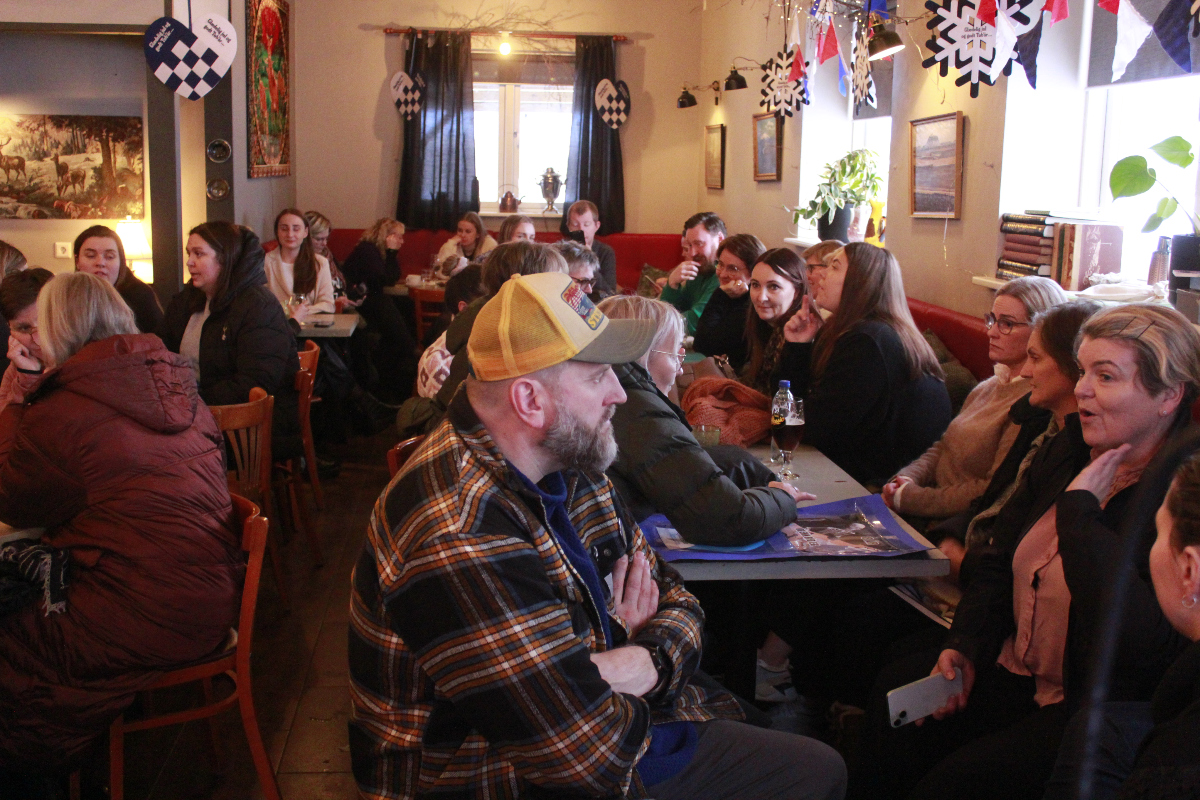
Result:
[606, 361, 797, 546]
[158, 227, 301, 458]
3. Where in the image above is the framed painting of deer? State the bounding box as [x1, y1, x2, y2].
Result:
[247, 0, 290, 178]
[0, 113, 144, 220]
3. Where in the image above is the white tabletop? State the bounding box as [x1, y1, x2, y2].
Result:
[671, 444, 949, 581]
[295, 314, 359, 338]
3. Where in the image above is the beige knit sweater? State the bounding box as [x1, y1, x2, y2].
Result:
[892, 366, 1030, 519]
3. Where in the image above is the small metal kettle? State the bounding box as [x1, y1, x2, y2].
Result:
[499, 190, 520, 212]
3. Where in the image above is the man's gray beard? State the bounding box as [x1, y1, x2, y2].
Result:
[543, 403, 618, 474]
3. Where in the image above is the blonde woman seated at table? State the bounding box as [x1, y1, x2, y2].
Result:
[497, 213, 536, 244]
[0, 273, 241, 787]
[882, 276, 1067, 521]
[265, 207, 335, 322]
[435, 211, 497, 275]
[600, 294, 812, 547]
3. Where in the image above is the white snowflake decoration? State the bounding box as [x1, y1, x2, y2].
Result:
[922, 0, 1039, 97]
[852, 20, 877, 110]
[760, 47, 809, 116]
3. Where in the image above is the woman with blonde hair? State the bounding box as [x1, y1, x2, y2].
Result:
[497, 214, 536, 244]
[781, 242, 951, 486]
[436, 211, 498, 267]
[600, 294, 810, 546]
[0, 273, 241, 780]
[0, 240, 27, 277]
[340, 218, 417, 400]
[859, 303, 1200, 800]
[882, 276, 1068, 521]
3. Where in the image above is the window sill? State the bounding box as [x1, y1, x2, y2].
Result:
[971, 276, 1007, 291]
[478, 208, 562, 219]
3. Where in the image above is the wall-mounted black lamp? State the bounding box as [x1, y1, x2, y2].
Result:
[867, 18, 905, 60]
[677, 87, 698, 108]
[723, 67, 748, 91]
[677, 81, 722, 107]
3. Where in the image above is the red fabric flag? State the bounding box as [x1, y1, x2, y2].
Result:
[787, 45, 807, 82]
[978, 0, 998, 25]
[817, 20, 840, 64]
[1098, 0, 1120, 14]
[1043, 0, 1070, 23]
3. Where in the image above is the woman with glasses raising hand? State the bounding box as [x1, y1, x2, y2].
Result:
[882, 277, 1067, 522]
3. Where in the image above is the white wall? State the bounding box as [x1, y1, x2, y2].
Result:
[292, 0, 702, 233]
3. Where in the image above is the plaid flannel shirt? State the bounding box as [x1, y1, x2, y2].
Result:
[349, 389, 740, 799]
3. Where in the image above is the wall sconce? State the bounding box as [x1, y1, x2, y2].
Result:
[498, 31, 511, 56]
[677, 81, 721, 108]
[723, 67, 748, 91]
[116, 216, 153, 284]
[867, 19, 904, 60]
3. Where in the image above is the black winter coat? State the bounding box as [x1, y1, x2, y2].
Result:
[692, 289, 750, 372]
[945, 415, 1189, 710]
[1116, 639, 1200, 800]
[115, 269, 164, 334]
[607, 362, 797, 546]
[158, 228, 301, 458]
[779, 319, 952, 487]
[341, 240, 400, 297]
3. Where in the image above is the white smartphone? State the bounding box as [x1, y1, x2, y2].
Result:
[886, 669, 962, 728]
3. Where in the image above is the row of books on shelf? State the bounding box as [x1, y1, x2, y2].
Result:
[997, 212, 1123, 291]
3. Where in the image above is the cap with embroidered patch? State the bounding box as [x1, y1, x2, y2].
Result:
[467, 271, 656, 381]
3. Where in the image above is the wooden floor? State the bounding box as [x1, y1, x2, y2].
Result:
[120, 429, 396, 800]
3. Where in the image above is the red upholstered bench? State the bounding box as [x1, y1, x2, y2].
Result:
[326, 228, 681, 292]
[907, 297, 991, 382]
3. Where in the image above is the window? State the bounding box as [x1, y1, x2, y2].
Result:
[851, 115, 892, 216]
[1093, 75, 1200, 280]
[474, 82, 573, 212]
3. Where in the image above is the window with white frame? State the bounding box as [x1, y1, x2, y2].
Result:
[472, 50, 574, 214]
[851, 114, 892, 217]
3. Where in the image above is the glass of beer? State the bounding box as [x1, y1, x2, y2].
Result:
[771, 400, 805, 478]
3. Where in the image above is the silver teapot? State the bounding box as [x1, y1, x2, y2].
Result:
[538, 167, 563, 213]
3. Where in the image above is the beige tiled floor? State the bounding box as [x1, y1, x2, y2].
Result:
[120, 432, 394, 800]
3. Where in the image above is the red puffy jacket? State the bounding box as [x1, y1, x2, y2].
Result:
[0, 334, 242, 768]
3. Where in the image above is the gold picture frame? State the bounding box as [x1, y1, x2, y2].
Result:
[705, 124, 726, 189]
[752, 112, 782, 182]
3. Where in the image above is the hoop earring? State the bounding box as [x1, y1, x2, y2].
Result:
[1185, 595, 1199, 610]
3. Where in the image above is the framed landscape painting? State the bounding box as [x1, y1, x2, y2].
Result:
[910, 111, 963, 218]
[705, 124, 725, 189]
[753, 112, 781, 182]
[247, 0, 290, 178]
[0, 113, 144, 219]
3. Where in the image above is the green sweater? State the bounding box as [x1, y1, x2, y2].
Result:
[659, 271, 718, 335]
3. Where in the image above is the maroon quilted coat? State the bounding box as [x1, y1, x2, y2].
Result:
[0, 334, 242, 768]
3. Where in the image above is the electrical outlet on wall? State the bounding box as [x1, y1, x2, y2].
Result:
[54, 242, 71, 259]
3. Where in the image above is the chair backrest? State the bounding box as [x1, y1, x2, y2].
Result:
[297, 339, 320, 374]
[208, 388, 274, 502]
[387, 435, 425, 477]
[229, 493, 268, 675]
[294, 341, 319, 451]
[410, 287, 445, 343]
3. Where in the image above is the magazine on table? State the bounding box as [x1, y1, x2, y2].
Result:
[642, 495, 931, 562]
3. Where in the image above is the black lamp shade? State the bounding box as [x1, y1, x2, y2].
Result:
[677, 88, 698, 108]
[723, 68, 748, 91]
[867, 25, 905, 61]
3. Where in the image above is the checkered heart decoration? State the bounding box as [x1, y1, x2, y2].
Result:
[594, 79, 631, 129]
[390, 70, 426, 120]
[144, 15, 236, 101]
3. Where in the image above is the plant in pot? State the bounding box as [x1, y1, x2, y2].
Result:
[1109, 136, 1199, 300]
[792, 149, 883, 242]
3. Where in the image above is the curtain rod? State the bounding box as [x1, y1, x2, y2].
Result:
[382, 26, 629, 42]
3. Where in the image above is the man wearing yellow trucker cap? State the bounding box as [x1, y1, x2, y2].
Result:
[349, 271, 846, 800]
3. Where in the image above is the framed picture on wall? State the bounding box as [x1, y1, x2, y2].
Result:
[247, 0, 291, 178]
[705, 124, 725, 189]
[910, 111, 963, 218]
[753, 112, 781, 182]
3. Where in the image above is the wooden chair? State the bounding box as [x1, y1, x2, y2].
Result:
[106, 494, 282, 800]
[208, 388, 286, 605]
[387, 435, 426, 477]
[273, 343, 324, 565]
[411, 286, 446, 342]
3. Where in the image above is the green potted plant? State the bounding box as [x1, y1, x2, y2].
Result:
[1110, 136, 1199, 298]
[792, 149, 883, 241]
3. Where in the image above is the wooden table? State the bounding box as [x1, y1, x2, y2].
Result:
[383, 282, 445, 299]
[294, 314, 359, 338]
[671, 444, 947, 698]
[673, 445, 947, 581]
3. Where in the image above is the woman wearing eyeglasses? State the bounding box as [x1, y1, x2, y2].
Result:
[600, 294, 811, 547]
[881, 277, 1067, 522]
[692, 234, 765, 374]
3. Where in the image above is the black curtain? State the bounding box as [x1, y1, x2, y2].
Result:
[559, 36, 625, 234]
[397, 31, 478, 230]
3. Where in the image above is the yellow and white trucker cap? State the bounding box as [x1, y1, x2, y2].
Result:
[467, 272, 656, 381]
